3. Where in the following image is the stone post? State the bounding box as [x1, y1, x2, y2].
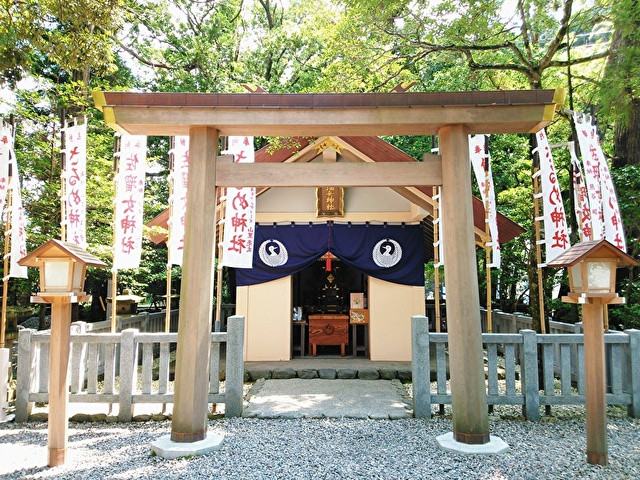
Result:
[0, 348, 9, 421]
[15, 328, 34, 422]
[520, 329, 540, 420]
[118, 328, 138, 422]
[225, 315, 245, 417]
[625, 329, 639, 418]
[411, 315, 431, 418]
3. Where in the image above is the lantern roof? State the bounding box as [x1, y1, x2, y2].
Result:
[18, 239, 107, 268]
[547, 239, 637, 268]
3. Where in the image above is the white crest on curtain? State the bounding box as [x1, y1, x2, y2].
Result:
[534, 129, 570, 263]
[569, 143, 592, 242]
[573, 113, 604, 240]
[168, 136, 189, 265]
[222, 136, 256, 268]
[113, 134, 147, 270]
[62, 122, 88, 248]
[468, 134, 500, 269]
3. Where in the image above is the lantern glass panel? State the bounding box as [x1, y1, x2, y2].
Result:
[586, 261, 612, 293]
[570, 264, 583, 291]
[72, 264, 84, 291]
[44, 261, 70, 291]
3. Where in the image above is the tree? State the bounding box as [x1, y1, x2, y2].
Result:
[333, 0, 612, 330]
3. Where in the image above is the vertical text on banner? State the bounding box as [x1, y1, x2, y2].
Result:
[168, 136, 189, 266]
[113, 135, 147, 270]
[63, 123, 88, 248]
[573, 113, 604, 240]
[535, 129, 570, 263]
[222, 136, 256, 268]
[469, 134, 501, 268]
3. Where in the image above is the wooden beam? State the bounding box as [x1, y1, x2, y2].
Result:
[94, 89, 563, 137]
[215, 161, 442, 187]
[99, 106, 557, 137]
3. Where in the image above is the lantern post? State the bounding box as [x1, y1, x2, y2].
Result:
[19, 239, 106, 467]
[548, 239, 637, 465]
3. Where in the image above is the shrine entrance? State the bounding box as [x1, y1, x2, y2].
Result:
[94, 88, 563, 447]
[293, 258, 368, 357]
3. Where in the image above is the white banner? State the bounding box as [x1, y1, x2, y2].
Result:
[573, 113, 603, 239]
[570, 143, 592, 242]
[0, 123, 12, 215]
[113, 135, 147, 270]
[433, 186, 444, 267]
[591, 127, 626, 251]
[534, 129, 570, 263]
[222, 136, 256, 268]
[9, 169, 27, 279]
[168, 136, 189, 265]
[63, 123, 87, 248]
[469, 135, 500, 268]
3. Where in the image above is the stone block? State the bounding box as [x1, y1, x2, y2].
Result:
[397, 368, 412, 382]
[358, 368, 380, 380]
[337, 369, 357, 379]
[297, 369, 318, 379]
[318, 368, 337, 379]
[150, 432, 224, 460]
[248, 369, 272, 381]
[379, 368, 398, 380]
[272, 368, 297, 379]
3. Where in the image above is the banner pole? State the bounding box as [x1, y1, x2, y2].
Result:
[483, 140, 493, 333]
[0, 117, 14, 349]
[165, 137, 176, 333]
[432, 186, 441, 333]
[60, 113, 67, 242]
[0, 186, 11, 349]
[215, 187, 226, 331]
[533, 166, 547, 334]
[111, 134, 120, 333]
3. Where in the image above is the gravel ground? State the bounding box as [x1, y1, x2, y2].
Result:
[1, 408, 639, 480]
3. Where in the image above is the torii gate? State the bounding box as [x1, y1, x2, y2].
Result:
[94, 89, 564, 448]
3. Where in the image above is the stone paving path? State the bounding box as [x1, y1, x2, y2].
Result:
[243, 378, 413, 420]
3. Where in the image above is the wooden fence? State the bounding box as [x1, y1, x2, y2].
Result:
[15, 316, 245, 422]
[412, 316, 640, 420]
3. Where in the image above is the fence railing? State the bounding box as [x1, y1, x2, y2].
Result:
[411, 316, 640, 421]
[83, 309, 180, 334]
[15, 315, 245, 423]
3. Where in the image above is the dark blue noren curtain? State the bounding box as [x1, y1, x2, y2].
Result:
[235, 223, 328, 286]
[234, 223, 424, 287]
[330, 223, 424, 286]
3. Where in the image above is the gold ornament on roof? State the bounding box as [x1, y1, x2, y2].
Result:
[315, 138, 343, 155]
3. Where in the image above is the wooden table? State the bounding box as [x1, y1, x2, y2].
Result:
[308, 314, 349, 356]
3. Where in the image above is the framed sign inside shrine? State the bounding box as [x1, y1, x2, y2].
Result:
[316, 186, 344, 217]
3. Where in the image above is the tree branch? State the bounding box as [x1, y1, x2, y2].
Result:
[538, 0, 574, 69]
[95, 25, 179, 71]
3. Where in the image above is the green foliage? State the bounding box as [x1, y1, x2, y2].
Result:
[2, 0, 638, 331]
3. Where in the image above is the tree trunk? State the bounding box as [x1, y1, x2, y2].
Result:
[614, 99, 640, 167]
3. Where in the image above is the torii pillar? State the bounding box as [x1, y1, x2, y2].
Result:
[171, 126, 219, 443]
[437, 125, 505, 452]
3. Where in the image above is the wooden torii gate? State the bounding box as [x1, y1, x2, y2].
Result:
[94, 89, 564, 447]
